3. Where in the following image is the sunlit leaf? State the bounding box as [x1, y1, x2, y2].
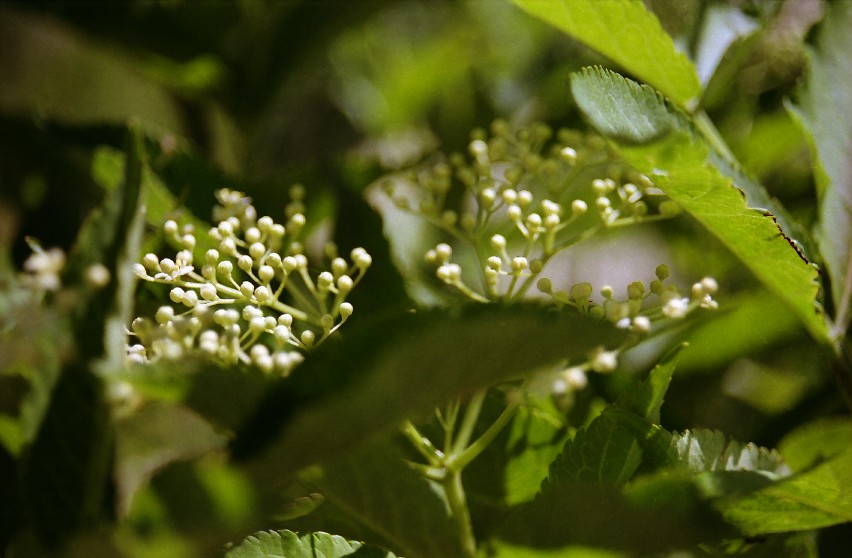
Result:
[717, 449, 852, 535]
[571, 66, 828, 343]
[654, 429, 790, 477]
[511, 0, 701, 109]
[226, 529, 396, 558]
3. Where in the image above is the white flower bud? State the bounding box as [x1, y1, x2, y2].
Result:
[337, 275, 353, 293]
[339, 302, 354, 319]
[164, 220, 179, 236]
[511, 257, 528, 272]
[507, 204, 522, 221]
[274, 324, 291, 343]
[249, 242, 266, 260]
[560, 146, 577, 164]
[257, 216, 274, 233]
[169, 287, 185, 303]
[353, 250, 372, 269]
[490, 234, 506, 251]
[200, 283, 218, 301]
[238, 255, 254, 272]
[240, 281, 255, 298]
[571, 199, 588, 216]
[155, 306, 175, 325]
[254, 285, 271, 303]
[278, 314, 293, 327]
[517, 190, 533, 208]
[217, 260, 233, 276]
[437, 263, 462, 283]
[249, 316, 267, 332]
[143, 253, 160, 270]
[486, 256, 502, 271]
[259, 265, 275, 283]
[218, 220, 234, 236]
[663, 297, 690, 319]
[182, 290, 198, 307]
[245, 227, 261, 244]
[181, 234, 196, 250]
[502, 189, 518, 205]
[219, 237, 237, 256]
[300, 330, 316, 348]
[701, 277, 718, 295]
[206, 249, 220, 264]
[632, 315, 651, 333]
[282, 256, 298, 272]
[318, 271, 334, 289]
[591, 348, 618, 373]
[133, 263, 148, 278]
[435, 243, 452, 262]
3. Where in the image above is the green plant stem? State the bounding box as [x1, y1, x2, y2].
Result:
[448, 400, 519, 471]
[450, 390, 487, 456]
[403, 421, 445, 466]
[444, 469, 477, 558]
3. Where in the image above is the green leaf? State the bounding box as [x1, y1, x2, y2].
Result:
[778, 417, 852, 473]
[789, 1, 852, 339]
[504, 404, 568, 505]
[113, 402, 228, 517]
[498, 479, 729, 553]
[67, 123, 147, 366]
[236, 304, 626, 485]
[571, 67, 828, 343]
[20, 364, 112, 552]
[226, 529, 396, 558]
[562, 64, 674, 144]
[615, 343, 682, 422]
[488, 541, 627, 558]
[305, 440, 463, 558]
[717, 449, 852, 535]
[121, 358, 278, 434]
[0, 305, 68, 456]
[542, 347, 681, 489]
[510, 0, 701, 109]
[652, 429, 790, 478]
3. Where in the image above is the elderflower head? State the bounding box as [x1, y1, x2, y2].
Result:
[128, 187, 370, 375]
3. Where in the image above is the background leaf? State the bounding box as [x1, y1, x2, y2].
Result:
[717, 449, 852, 535]
[510, 0, 701, 109]
[788, 1, 852, 341]
[571, 67, 827, 343]
[304, 440, 463, 558]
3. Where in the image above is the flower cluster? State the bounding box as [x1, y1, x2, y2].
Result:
[383, 121, 680, 303]
[384, 121, 717, 399]
[128, 187, 371, 375]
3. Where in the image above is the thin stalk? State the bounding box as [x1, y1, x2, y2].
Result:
[450, 390, 487, 456]
[444, 470, 477, 557]
[448, 400, 519, 471]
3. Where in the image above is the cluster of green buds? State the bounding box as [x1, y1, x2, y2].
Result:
[528, 264, 719, 401]
[128, 187, 371, 375]
[383, 120, 681, 303]
[384, 121, 717, 399]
